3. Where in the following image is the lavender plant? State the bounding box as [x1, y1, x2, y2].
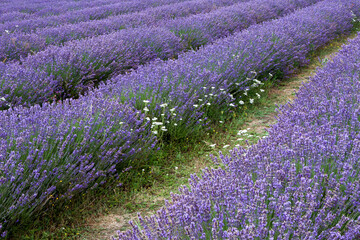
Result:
[0, 95, 156, 237]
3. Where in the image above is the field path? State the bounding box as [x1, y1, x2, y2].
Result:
[80, 35, 354, 240]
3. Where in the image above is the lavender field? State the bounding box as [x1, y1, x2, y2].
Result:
[0, 0, 360, 239]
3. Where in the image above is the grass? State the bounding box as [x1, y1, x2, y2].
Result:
[10, 27, 360, 240]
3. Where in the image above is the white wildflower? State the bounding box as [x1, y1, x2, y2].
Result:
[239, 100, 244, 105]
[237, 130, 248, 135]
[119, 122, 124, 125]
[210, 144, 216, 148]
[152, 130, 158, 135]
[249, 99, 254, 104]
[260, 89, 265, 92]
[223, 145, 230, 148]
[256, 93, 261, 99]
[153, 122, 163, 125]
[4, 30, 9, 34]
[219, 121, 224, 124]
[146, 117, 150, 121]
[143, 107, 149, 112]
[0, 97, 5, 101]
[152, 117, 158, 121]
[143, 100, 150, 103]
[175, 166, 178, 170]
[160, 103, 168, 108]
[253, 79, 262, 84]
[198, 99, 203, 101]
[206, 103, 211, 106]
[170, 108, 175, 112]
[193, 104, 199, 108]
[229, 103, 235, 107]
[269, 73, 273, 77]
[174, 123, 178, 126]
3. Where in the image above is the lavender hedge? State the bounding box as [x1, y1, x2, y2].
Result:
[0, 0, 193, 36]
[93, 0, 359, 140]
[165, 0, 320, 49]
[0, 0, 123, 16]
[0, 0, 320, 109]
[0, 0, 245, 62]
[115, 25, 360, 240]
[0, 93, 157, 237]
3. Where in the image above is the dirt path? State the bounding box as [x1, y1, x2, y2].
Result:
[80, 38, 349, 240]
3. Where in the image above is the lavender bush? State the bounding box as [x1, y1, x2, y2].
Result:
[0, 0, 321, 109]
[115, 25, 360, 240]
[0, 95, 157, 236]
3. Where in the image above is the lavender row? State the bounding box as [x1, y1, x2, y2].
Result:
[0, 93, 157, 238]
[0, 0, 125, 16]
[165, 0, 322, 49]
[0, 0, 246, 62]
[93, 0, 359, 140]
[116, 21, 360, 240]
[0, 0, 193, 35]
[0, 0, 129, 23]
[0, 0, 320, 109]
